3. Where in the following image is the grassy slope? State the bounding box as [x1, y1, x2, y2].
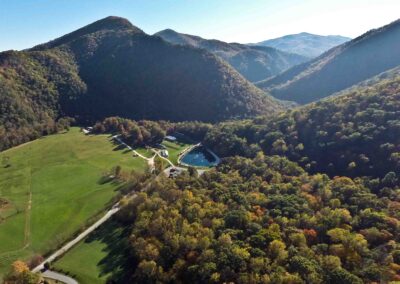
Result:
[54, 220, 132, 284]
[54, 237, 110, 283]
[0, 128, 146, 277]
[53, 139, 193, 284]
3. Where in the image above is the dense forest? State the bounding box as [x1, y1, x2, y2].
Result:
[0, 16, 282, 152]
[256, 19, 400, 104]
[0, 49, 82, 151]
[90, 154, 400, 283]
[92, 117, 169, 147]
[204, 68, 400, 181]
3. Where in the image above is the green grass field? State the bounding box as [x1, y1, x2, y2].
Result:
[0, 128, 146, 278]
[54, 220, 131, 284]
[54, 236, 111, 283]
[134, 147, 155, 159]
[161, 140, 191, 165]
[50, 138, 193, 283]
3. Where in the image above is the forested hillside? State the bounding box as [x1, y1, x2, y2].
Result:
[205, 67, 400, 181]
[0, 16, 282, 151]
[0, 49, 83, 151]
[156, 29, 308, 82]
[87, 68, 400, 181]
[256, 19, 400, 104]
[84, 155, 400, 283]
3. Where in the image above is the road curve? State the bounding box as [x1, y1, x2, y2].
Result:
[42, 270, 78, 284]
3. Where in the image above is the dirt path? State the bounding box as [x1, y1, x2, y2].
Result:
[0, 169, 33, 261]
[23, 169, 32, 248]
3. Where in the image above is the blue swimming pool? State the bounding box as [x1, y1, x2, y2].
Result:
[181, 146, 219, 167]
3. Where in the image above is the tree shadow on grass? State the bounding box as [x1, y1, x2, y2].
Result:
[84, 218, 136, 283]
[98, 176, 114, 185]
[113, 144, 126, 151]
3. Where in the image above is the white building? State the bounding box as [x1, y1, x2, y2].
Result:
[160, 150, 169, 158]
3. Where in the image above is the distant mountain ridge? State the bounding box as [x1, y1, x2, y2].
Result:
[256, 19, 400, 104]
[254, 32, 350, 58]
[155, 29, 308, 82]
[0, 16, 284, 151]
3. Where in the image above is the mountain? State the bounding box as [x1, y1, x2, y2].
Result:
[255, 32, 350, 58]
[256, 19, 400, 104]
[0, 16, 284, 151]
[155, 29, 308, 82]
[205, 65, 400, 180]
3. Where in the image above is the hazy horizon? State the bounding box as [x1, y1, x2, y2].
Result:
[1, 0, 399, 51]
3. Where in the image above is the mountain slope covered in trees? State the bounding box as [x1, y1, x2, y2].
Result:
[61, 154, 400, 283]
[255, 32, 350, 58]
[155, 29, 308, 82]
[256, 19, 400, 104]
[0, 49, 85, 151]
[205, 66, 400, 181]
[63, 68, 400, 282]
[0, 16, 283, 151]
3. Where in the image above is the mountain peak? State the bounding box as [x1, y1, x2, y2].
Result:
[256, 18, 400, 104]
[298, 32, 313, 36]
[86, 16, 139, 32]
[157, 28, 177, 34]
[31, 16, 143, 51]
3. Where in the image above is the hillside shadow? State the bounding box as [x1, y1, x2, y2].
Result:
[84, 218, 136, 283]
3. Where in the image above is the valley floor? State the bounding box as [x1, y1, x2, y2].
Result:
[0, 128, 146, 279]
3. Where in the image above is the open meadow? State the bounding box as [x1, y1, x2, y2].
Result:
[0, 128, 146, 278]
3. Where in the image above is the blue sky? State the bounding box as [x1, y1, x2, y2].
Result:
[1, 0, 399, 51]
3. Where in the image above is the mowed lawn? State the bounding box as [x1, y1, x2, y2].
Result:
[54, 237, 111, 283]
[134, 147, 154, 159]
[54, 220, 132, 284]
[161, 140, 191, 165]
[0, 128, 146, 278]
